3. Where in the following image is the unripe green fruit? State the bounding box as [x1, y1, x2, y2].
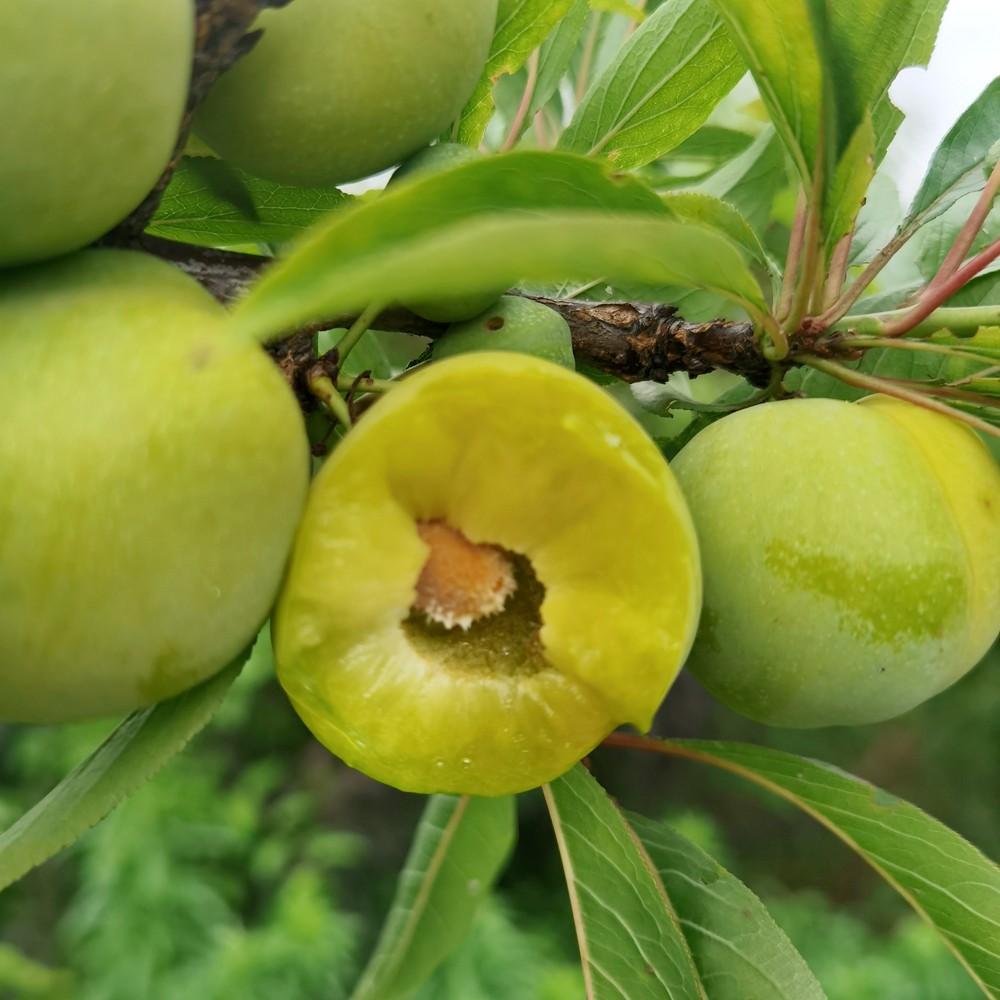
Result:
[389, 143, 484, 186]
[672, 395, 1000, 728]
[0, 0, 192, 268]
[194, 0, 499, 187]
[273, 353, 701, 795]
[433, 296, 576, 369]
[0, 250, 310, 723]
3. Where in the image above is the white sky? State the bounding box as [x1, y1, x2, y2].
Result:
[883, 0, 999, 205]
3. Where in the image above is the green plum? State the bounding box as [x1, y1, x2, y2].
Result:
[672, 395, 1000, 727]
[194, 0, 499, 187]
[0, 249, 310, 723]
[433, 296, 576, 369]
[0, 0, 192, 268]
[273, 353, 701, 795]
[388, 143, 484, 185]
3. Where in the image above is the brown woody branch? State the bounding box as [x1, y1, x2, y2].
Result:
[100, 1, 812, 395]
[138, 237, 781, 390]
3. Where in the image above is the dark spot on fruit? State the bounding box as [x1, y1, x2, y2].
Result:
[485, 316, 505, 332]
[189, 344, 214, 369]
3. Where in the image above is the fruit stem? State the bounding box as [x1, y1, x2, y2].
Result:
[502, 50, 540, 152]
[840, 305, 1000, 339]
[837, 335, 1000, 369]
[306, 370, 353, 427]
[334, 302, 384, 366]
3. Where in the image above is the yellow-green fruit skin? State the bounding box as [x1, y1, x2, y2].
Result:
[0, 0, 192, 268]
[0, 250, 310, 723]
[433, 296, 576, 369]
[273, 353, 702, 796]
[194, 0, 499, 187]
[671, 396, 1000, 728]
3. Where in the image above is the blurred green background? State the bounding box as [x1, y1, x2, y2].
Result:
[1, 632, 995, 999]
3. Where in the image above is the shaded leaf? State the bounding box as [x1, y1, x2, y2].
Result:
[350, 795, 516, 1000]
[148, 156, 354, 249]
[458, 0, 576, 147]
[558, 0, 744, 170]
[652, 739, 1000, 998]
[528, 0, 591, 124]
[230, 152, 768, 343]
[545, 765, 706, 1000]
[631, 815, 828, 1000]
[0, 652, 246, 892]
[692, 126, 788, 235]
[824, 115, 875, 251]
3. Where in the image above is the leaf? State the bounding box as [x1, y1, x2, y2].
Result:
[528, 0, 591, 124]
[147, 156, 354, 249]
[631, 815, 828, 1000]
[824, 115, 875, 251]
[908, 77, 1000, 223]
[662, 191, 769, 268]
[826, 0, 945, 163]
[458, 0, 577, 147]
[545, 765, 706, 1000]
[350, 795, 516, 1000]
[866, 1, 948, 161]
[692, 126, 788, 235]
[651, 739, 1000, 998]
[230, 151, 769, 342]
[558, 0, 744, 170]
[0, 651, 246, 892]
[710, 0, 823, 185]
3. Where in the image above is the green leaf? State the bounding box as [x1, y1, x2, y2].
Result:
[545, 765, 706, 1000]
[827, 0, 945, 163]
[662, 190, 770, 269]
[230, 151, 769, 342]
[558, 0, 744, 170]
[710, 0, 823, 185]
[655, 740, 1000, 997]
[147, 156, 354, 249]
[527, 0, 591, 124]
[692, 126, 788, 235]
[0, 652, 245, 892]
[866, 1, 948, 161]
[909, 77, 1000, 223]
[823, 115, 876, 251]
[458, 0, 577, 147]
[631, 815, 828, 1000]
[350, 795, 516, 1000]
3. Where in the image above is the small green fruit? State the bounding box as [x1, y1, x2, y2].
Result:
[194, 0, 498, 187]
[388, 143, 484, 186]
[433, 296, 576, 369]
[0, 0, 192, 267]
[0, 250, 310, 723]
[672, 395, 1000, 728]
[273, 353, 701, 795]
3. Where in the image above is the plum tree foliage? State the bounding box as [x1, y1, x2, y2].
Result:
[2, 0, 999, 996]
